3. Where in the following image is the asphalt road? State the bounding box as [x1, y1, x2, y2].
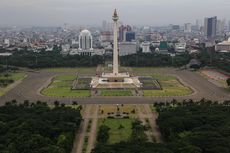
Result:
[0, 69, 229, 105]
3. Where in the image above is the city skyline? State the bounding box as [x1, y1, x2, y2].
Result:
[0, 0, 230, 26]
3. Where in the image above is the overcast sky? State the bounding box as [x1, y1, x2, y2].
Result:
[0, 0, 229, 26]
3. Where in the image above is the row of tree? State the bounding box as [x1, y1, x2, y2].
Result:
[0, 50, 104, 68]
[0, 100, 82, 153]
[1, 49, 229, 72]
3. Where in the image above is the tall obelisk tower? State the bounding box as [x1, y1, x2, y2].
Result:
[112, 9, 119, 75]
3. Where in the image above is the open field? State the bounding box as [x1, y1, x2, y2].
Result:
[98, 118, 133, 144]
[144, 74, 192, 97]
[101, 90, 133, 96]
[42, 75, 90, 97]
[0, 72, 26, 96]
[42, 67, 96, 75]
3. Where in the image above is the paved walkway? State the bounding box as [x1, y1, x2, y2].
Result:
[137, 104, 162, 143]
[72, 105, 92, 153]
[86, 105, 99, 153]
[71, 104, 99, 153]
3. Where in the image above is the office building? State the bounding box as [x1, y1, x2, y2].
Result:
[100, 31, 113, 42]
[228, 21, 230, 32]
[184, 23, 192, 33]
[119, 25, 132, 42]
[125, 31, 135, 42]
[204, 16, 217, 38]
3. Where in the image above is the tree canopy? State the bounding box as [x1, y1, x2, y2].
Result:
[0, 100, 82, 153]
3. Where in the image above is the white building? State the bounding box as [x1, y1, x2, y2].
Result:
[119, 42, 137, 56]
[61, 44, 70, 55]
[79, 29, 93, 50]
[215, 38, 230, 52]
[4, 39, 10, 47]
[175, 43, 186, 53]
[78, 29, 95, 56]
[141, 42, 151, 53]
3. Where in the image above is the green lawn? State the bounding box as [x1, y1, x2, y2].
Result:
[42, 75, 90, 97]
[0, 72, 26, 81]
[101, 90, 133, 96]
[131, 67, 172, 75]
[42, 67, 96, 75]
[144, 74, 192, 97]
[98, 119, 133, 144]
[0, 72, 26, 96]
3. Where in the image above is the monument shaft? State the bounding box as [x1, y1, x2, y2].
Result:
[113, 10, 119, 75]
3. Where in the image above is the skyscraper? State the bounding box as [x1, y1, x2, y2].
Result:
[184, 23, 192, 33]
[119, 25, 132, 42]
[204, 16, 217, 38]
[125, 31, 136, 42]
[228, 20, 230, 32]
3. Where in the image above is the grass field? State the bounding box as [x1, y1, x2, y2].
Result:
[0, 72, 26, 97]
[42, 67, 96, 75]
[144, 74, 192, 97]
[131, 67, 172, 75]
[98, 119, 133, 144]
[101, 90, 133, 96]
[42, 75, 90, 97]
[0, 72, 26, 81]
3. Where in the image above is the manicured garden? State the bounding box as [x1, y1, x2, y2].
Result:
[143, 74, 192, 97]
[101, 90, 133, 96]
[41, 75, 91, 97]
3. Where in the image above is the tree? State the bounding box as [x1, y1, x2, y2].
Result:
[226, 78, 230, 87]
[97, 125, 110, 143]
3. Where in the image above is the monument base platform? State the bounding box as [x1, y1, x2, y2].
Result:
[91, 73, 142, 89]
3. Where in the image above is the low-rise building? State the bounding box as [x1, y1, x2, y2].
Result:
[215, 38, 230, 52]
[141, 42, 151, 53]
[119, 42, 137, 56]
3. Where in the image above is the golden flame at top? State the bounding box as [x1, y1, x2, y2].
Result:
[112, 9, 119, 21]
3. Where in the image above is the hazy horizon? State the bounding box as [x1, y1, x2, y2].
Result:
[0, 0, 230, 27]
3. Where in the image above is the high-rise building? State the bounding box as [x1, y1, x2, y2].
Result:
[125, 32, 135, 42]
[217, 19, 226, 34]
[228, 21, 230, 32]
[184, 23, 192, 33]
[204, 16, 217, 38]
[119, 25, 132, 42]
[102, 20, 107, 30]
[100, 31, 113, 42]
[79, 29, 93, 50]
[196, 19, 201, 30]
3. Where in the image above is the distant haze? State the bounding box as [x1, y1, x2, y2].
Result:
[0, 0, 229, 26]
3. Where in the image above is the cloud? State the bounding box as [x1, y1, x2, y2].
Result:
[0, 0, 229, 26]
